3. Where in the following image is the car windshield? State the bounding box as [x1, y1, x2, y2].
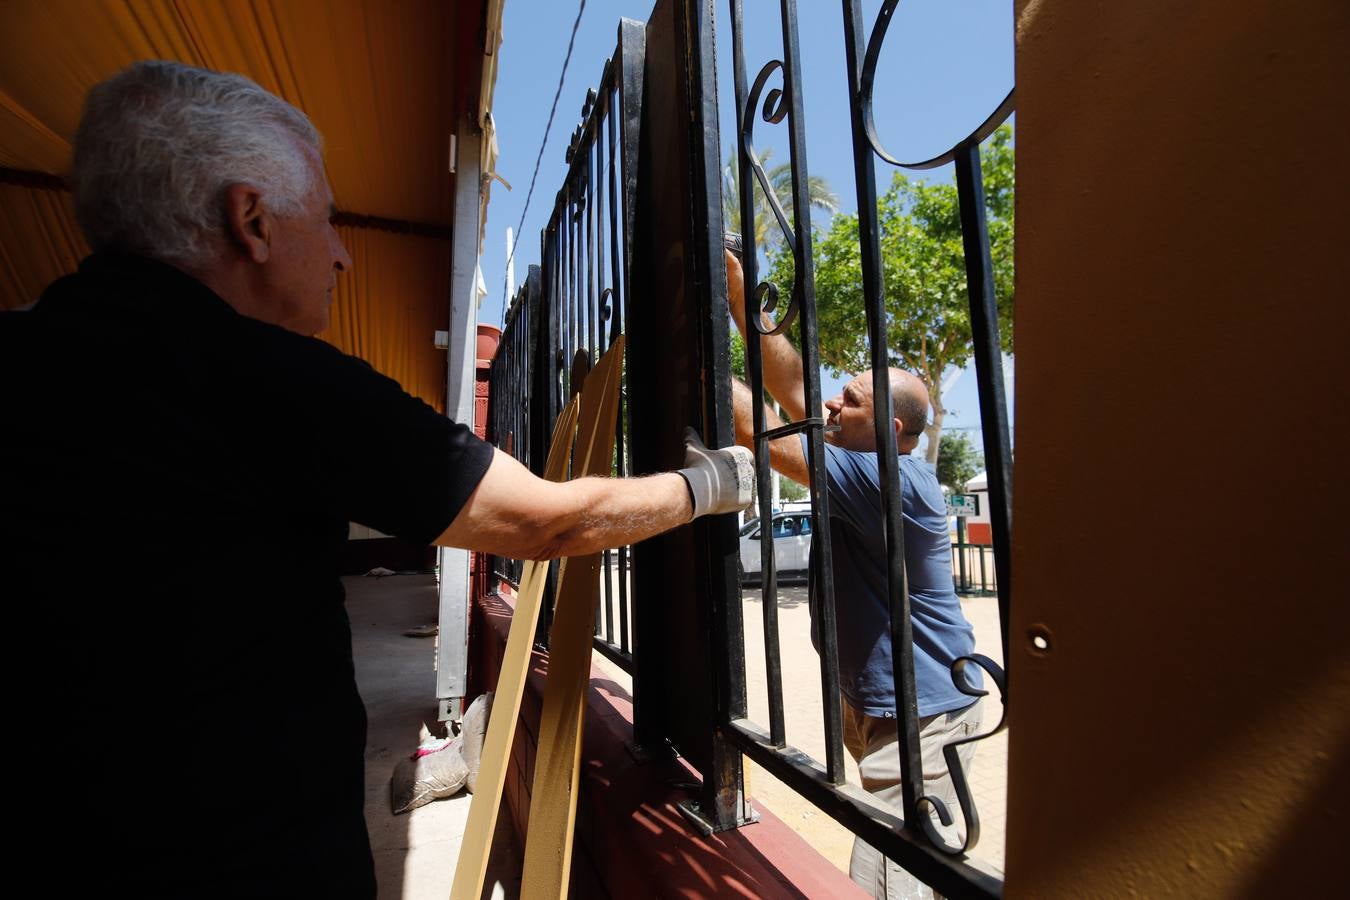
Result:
[739, 518, 760, 536]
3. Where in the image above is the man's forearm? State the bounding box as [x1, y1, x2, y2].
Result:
[751, 322, 809, 423]
[726, 252, 810, 421]
[542, 473, 692, 559]
[730, 378, 810, 486]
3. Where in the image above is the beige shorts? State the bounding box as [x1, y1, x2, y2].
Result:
[842, 699, 984, 900]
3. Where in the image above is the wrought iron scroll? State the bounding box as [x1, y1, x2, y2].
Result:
[844, 0, 1015, 877]
[728, 0, 848, 788]
[858, 0, 1015, 171]
[717, 1, 1013, 896]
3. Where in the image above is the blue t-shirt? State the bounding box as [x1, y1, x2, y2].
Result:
[802, 436, 980, 718]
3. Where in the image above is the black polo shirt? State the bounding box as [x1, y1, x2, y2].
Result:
[1, 252, 494, 896]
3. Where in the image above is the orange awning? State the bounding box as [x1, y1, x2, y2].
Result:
[0, 0, 492, 411]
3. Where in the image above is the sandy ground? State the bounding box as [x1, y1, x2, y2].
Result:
[736, 587, 1007, 877]
[591, 585, 1007, 880]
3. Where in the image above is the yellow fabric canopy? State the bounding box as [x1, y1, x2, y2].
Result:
[0, 0, 483, 412]
[0, 183, 87, 308]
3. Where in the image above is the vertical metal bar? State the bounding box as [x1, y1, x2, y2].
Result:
[437, 105, 484, 722]
[840, 0, 925, 821]
[595, 90, 616, 647]
[777, 0, 846, 784]
[616, 17, 644, 663]
[956, 516, 968, 591]
[954, 142, 1013, 663]
[606, 78, 631, 656]
[586, 119, 597, 363]
[729, 0, 786, 750]
[569, 186, 579, 396]
[574, 180, 584, 375]
[680, 0, 752, 831]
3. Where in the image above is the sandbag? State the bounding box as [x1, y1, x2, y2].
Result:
[390, 728, 469, 815]
[459, 692, 492, 793]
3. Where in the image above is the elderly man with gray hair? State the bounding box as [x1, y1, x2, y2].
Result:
[1, 61, 750, 896]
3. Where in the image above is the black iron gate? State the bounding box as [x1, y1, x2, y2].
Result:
[488, 19, 645, 670]
[722, 1, 1012, 896]
[485, 2, 1013, 896]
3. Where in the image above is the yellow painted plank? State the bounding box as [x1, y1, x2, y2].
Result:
[521, 337, 626, 900]
[450, 396, 580, 900]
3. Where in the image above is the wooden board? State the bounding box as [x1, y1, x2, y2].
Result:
[520, 337, 626, 900]
[450, 396, 580, 900]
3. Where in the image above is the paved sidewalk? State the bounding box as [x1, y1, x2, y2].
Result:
[347, 574, 521, 900]
[738, 588, 1007, 878]
[350, 572, 1004, 896]
[592, 588, 1007, 881]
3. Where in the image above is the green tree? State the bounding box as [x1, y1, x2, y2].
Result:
[778, 477, 807, 502]
[764, 124, 1014, 464]
[723, 148, 840, 253]
[934, 431, 983, 495]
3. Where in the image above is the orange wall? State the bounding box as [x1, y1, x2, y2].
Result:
[1008, 1, 1349, 895]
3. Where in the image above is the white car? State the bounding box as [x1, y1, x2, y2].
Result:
[738, 511, 814, 583]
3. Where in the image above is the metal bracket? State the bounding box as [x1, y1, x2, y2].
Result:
[675, 797, 759, 836]
[625, 738, 680, 764]
[438, 697, 464, 725]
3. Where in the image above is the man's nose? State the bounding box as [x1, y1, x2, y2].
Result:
[334, 232, 353, 272]
[825, 395, 842, 411]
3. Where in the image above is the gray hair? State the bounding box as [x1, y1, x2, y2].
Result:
[72, 60, 322, 269]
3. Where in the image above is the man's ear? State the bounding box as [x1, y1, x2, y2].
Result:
[222, 182, 270, 264]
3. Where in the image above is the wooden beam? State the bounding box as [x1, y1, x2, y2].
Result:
[0, 167, 451, 239]
[450, 396, 581, 900]
[521, 337, 626, 899]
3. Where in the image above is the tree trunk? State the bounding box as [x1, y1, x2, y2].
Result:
[925, 383, 946, 464]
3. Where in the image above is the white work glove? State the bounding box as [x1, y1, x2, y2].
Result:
[677, 427, 755, 519]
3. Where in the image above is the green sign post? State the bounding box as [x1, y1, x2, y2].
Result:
[946, 493, 981, 518]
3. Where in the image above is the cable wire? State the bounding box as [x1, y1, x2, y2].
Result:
[500, 0, 588, 320]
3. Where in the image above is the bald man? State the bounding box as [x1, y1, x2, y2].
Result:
[726, 252, 981, 900]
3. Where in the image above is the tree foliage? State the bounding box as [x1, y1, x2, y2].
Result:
[934, 431, 983, 495]
[763, 124, 1014, 463]
[724, 148, 839, 253]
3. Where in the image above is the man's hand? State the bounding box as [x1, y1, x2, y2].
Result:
[723, 248, 810, 422]
[677, 427, 755, 518]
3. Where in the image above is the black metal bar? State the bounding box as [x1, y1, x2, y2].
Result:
[726, 719, 1000, 900]
[592, 635, 634, 674]
[627, 0, 750, 831]
[756, 416, 832, 442]
[688, 0, 752, 832]
[615, 21, 644, 661]
[786, 0, 847, 786]
[571, 179, 582, 396]
[585, 106, 594, 365]
[954, 142, 1013, 664]
[606, 70, 632, 658]
[596, 96, 617, 647]
[956, 518, 969, 592]
[840, 0, 927, 823]
[729, 0, 787, 750]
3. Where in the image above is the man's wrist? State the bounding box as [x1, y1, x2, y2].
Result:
[675, 471, 698, 521]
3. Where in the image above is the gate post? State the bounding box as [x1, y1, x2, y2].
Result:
[627, 0, 753, 832]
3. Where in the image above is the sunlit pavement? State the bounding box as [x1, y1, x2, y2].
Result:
[590, 585, 1007, 881]
[737, 587, 1007, 879]
[348, 574, 521, 900]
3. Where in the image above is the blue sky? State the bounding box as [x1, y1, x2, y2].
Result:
[479, 0, 1013, 449]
